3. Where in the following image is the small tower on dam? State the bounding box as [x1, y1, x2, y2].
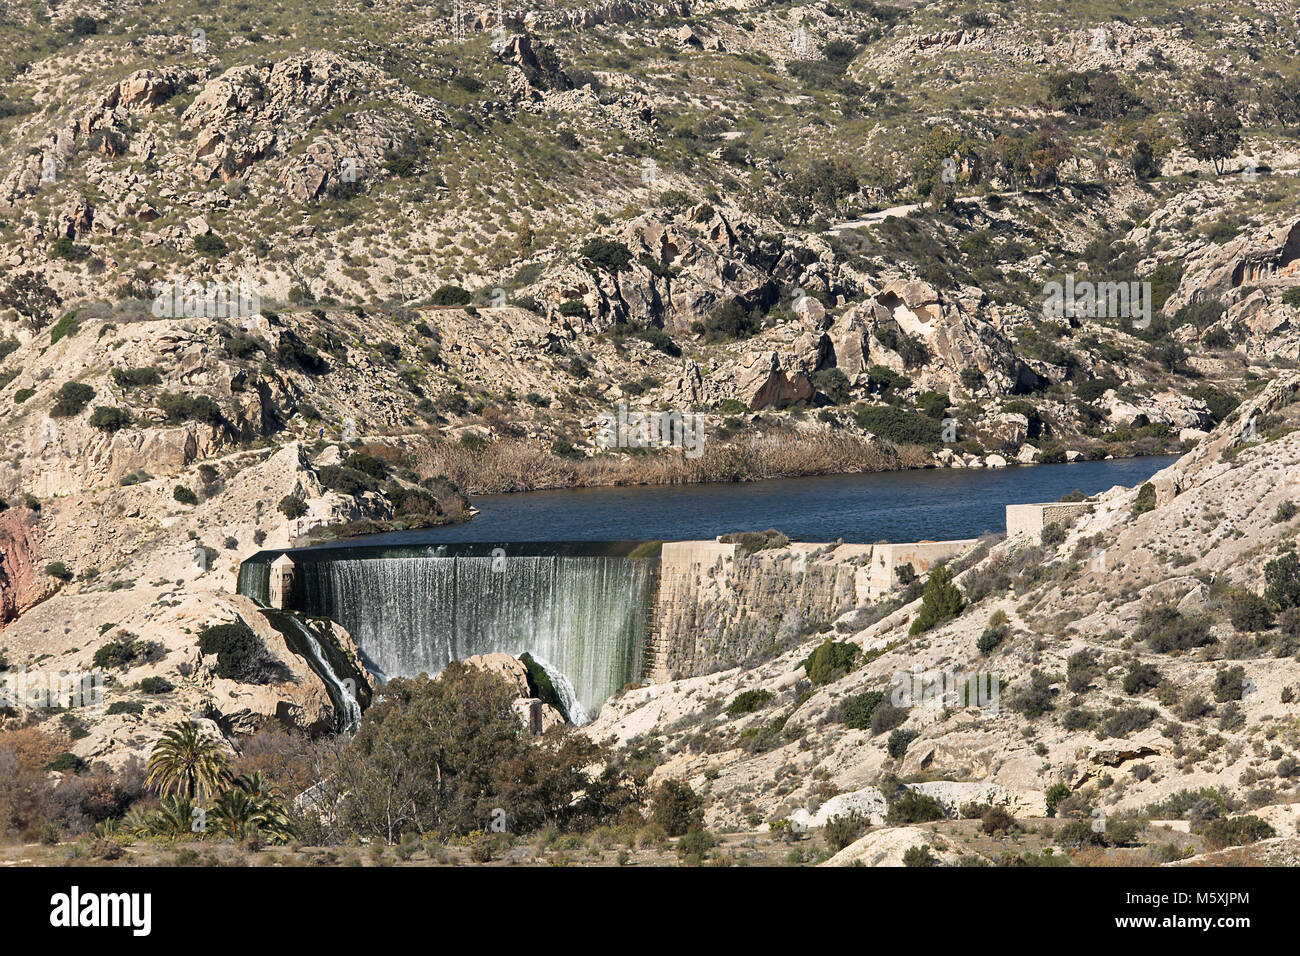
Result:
[268, 554, 296, 609]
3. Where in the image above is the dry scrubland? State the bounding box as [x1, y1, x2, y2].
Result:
[0, 0, 1299, 864]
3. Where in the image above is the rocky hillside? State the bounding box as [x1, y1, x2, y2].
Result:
[0, 0, 1299, 860]
[583, 370, 1300, 862]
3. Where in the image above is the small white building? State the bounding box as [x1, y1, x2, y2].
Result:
[268, 554, 296, 609]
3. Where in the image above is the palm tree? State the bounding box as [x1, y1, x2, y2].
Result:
[230, 773, 296, 844]
[209, 787, 257, 840]
[146, 721, 232, 800]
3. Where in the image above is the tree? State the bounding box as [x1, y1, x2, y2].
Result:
[1180, 107, 1242, 175]
[146, 721, 233, 800]
[1265, 552, 1300, 610]
[336, 665, 626, 843]
[909, 564, 964, 635]
[650, 780, 703, 837]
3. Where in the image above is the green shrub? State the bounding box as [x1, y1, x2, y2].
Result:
[318, 466, 380, 496]
[909, 565, 964, 635]
[1131, 482, 1157, 517]
[580, 238, 634, 274]
[278, 495, 308, 519]
[870, 702, 909, 736]
[854, 403, 943, 446]
[886, 789, 946, 824]
[1136, 603, 1212, 653]
[138, 676, 174, 694]
[1265, 552, 1300, 610]
[839, 691, 884, 730]
[106, 701, 144, 716]
[13, 387, 35, 404]
[1013, 669, 1055, 718]
[50, 381, 94, 417]
[1122, 662, 1162, 695]
[45, 561, 73, 581]
[887, 728, 919, 758]
[802, 638, 859, 686]
[197, 621, 276, 683]
[111, 366, 161, 389]
[1227, 590, 1274, 631]
[650, 780, 703, 837]
[430, 285, 472, 306]
[812, 368, 852, 405]
[173, 485, 197, 505]
[1212, 666, 1247, 702]
[48, 753, 85, 773]
[89, 406, 133, 432]
[1201, 816, 1275, 850]
[1044, 783, 1071, 816]
[158, 392, 224, 426]
[824, 812, 867, 852]
[902, 845, 936, 866]
[726, 689, 774, 717]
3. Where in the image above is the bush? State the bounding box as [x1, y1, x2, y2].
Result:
[839, 691, 884, 730]
[1136, 603, 1212, 653]
[1265, 552, 1300, 610]
[1013, 669, 1055, 718]
[580, 238, 634, 275]
[802, 638, 859, 686]
[1045, 783, 1070, 816]
[725, 689, 774, 717]
[1131, 482, 1156, 517]
[1201, 816, 1275, 850]
[318, 465, 380, 496]
[976, 624, 1007, 655]
[812, 368, 852, 405]
[138, 676, 174, 694]
[650, 780, 703, 837]
[1212, 666, 1247, 702]
[887, 728, 919, 758]
[823, 812, 868, 852]
[158, 392, 224, 426]
[173, 485, 197, 505]
[50, 381, 94, 417]
[854, 403, 943, 446]
[909, 565, 964, 635]
[89, 406, 133, 432]
[111, 366, 162, 389]
[886, 789, 946, 825]
[343, 452, 391, 480]
[197, 622, 279, 683]
[1055, 819, 1103, 847]
[1122, 662, 1162, 696]
[1102, 706, 1157, 738]
[870, 703, 909, 736]
[278, 495, 308, 519]
[106, 701, 144, 716]
[901, 845, 936, 866]
[980, 806, 1018, 835]
[1227, 590, 1274, 632]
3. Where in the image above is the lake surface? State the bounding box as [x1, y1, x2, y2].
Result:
[330, 455, 1179, 546]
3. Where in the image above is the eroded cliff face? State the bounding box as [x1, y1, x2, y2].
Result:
[0, 507, 54, 629]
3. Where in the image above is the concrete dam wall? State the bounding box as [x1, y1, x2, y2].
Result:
[237, 535, 982, 717]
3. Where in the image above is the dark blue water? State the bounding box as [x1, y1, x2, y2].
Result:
[345, 455, 1178, 545]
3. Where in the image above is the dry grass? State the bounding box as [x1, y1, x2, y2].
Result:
[414, 433, 933, 495]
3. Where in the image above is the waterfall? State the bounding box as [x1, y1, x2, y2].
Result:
[528, 655, 590, 726]
[259, 609, 363, 735]
[267, 550, 654, 718]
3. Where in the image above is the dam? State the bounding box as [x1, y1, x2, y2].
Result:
[236, 535, 984, 720]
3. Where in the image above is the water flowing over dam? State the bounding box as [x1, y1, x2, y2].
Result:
[238, 543, 658, 719]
